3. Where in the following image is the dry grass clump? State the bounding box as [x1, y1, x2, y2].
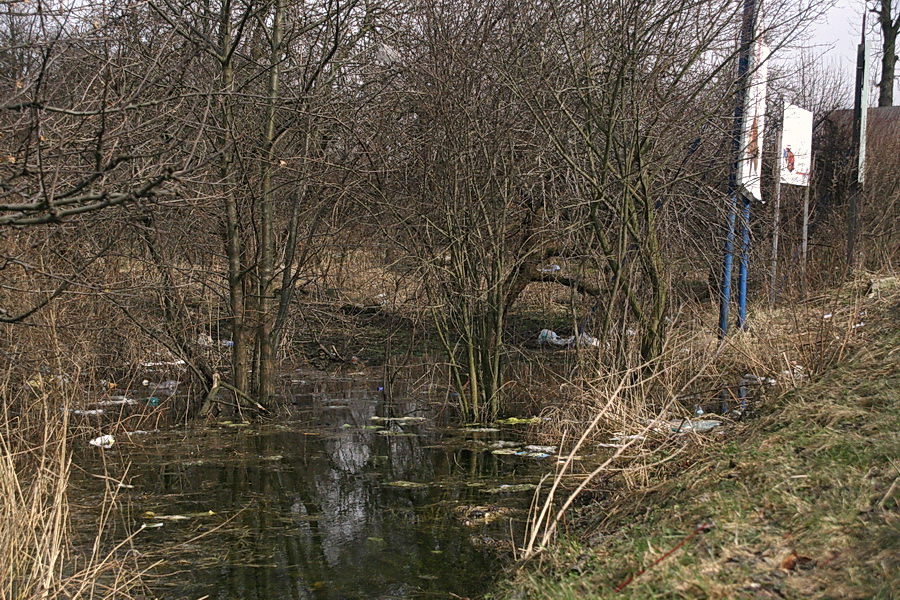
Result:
[521, 339, 717, 559]
[498, 275, 899, 599]
[518, 272, 897, 565]
[0, 371, 149, 600]
[0, 404, 69, 600]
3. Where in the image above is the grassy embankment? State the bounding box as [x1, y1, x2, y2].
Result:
[495, 281, 899, 599]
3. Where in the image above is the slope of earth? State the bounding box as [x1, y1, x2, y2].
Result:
[493, 282, 899, 600]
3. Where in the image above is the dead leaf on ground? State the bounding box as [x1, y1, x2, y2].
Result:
[780, 550, 814, 571]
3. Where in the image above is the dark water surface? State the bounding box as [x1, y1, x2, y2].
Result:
[71, 373, 551, 600]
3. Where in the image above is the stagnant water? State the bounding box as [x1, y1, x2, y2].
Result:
[70, 373, 552, 599]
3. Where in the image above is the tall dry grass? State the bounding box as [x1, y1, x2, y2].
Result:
[518, 275, 888, 559]
[0, 402, 69, 599]
[520, 329, 717, 559]
[0, 371, 149, 600]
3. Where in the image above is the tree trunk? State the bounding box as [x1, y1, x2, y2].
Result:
[877, 0, 898, 107]
[256, 0, 285, 407]
[218, 5, 250, 398]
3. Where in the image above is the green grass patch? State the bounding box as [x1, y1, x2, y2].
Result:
[493, 304, 899, 599]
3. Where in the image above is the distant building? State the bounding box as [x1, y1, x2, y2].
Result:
[815, 106, 900, 269]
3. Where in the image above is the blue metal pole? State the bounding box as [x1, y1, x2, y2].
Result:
[718, 0, 757, 339]
[737, 197, 751, 329]
[718, 197, 736, 337]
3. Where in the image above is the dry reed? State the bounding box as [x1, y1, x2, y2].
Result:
[0, 369, 149, 600]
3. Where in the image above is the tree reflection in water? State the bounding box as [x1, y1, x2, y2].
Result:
[73, 374, 542, 599]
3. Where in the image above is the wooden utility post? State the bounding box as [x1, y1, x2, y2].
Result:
[848, 20, 870, 272]
[769, 125, 783, 308]
[801, 153, 814, 298]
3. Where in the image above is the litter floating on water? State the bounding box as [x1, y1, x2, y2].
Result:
[141, 512, 189, 521]
[491, 448, 519, 455]
[483, 483, 538, 494]
[370, 416, 426, 424]
[88, 435, 115, 449]
[141, 522, 164, 529]
[384, 480, 428, 488]
[461, 427, 500, 433]
[493, 448, 551, 459]
[490, 440, 520, 449]
[556, 455, 584, 463]
[524, 444, 556, 454]
[516, 451, 551, 459]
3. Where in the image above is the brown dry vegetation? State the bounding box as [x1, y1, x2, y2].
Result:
[494, 276, 899, 599]
[0, 375, 154, 600]
[2, 0, 899, 597]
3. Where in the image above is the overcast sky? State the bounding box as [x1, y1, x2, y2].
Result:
[806, 0, 898, 106]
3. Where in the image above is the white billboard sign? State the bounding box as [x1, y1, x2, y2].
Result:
[856, 39, 870, 184]
[780, 103, 813, 187]
[738, 40, 769, 202]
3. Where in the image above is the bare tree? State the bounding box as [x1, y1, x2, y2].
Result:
[0, 0, 188, 329]
[873, 0, 899, 106]
[144, 0, 374, 408]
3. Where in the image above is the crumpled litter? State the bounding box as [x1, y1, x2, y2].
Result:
[88, 435, 115, 449]
[538, 329, 600, 348]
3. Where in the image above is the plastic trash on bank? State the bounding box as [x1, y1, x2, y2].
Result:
[89, 435, 115, 449]
[537, 329, 568, 346]
[537, 329, 600, 348]
[669, 419, 722, 433]
[72, 409, 104, 416]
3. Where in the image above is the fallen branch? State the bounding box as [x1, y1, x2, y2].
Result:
[529, 270, 602, 297]
[200, 373, 268, 417]
[614, 520, 715, 593]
